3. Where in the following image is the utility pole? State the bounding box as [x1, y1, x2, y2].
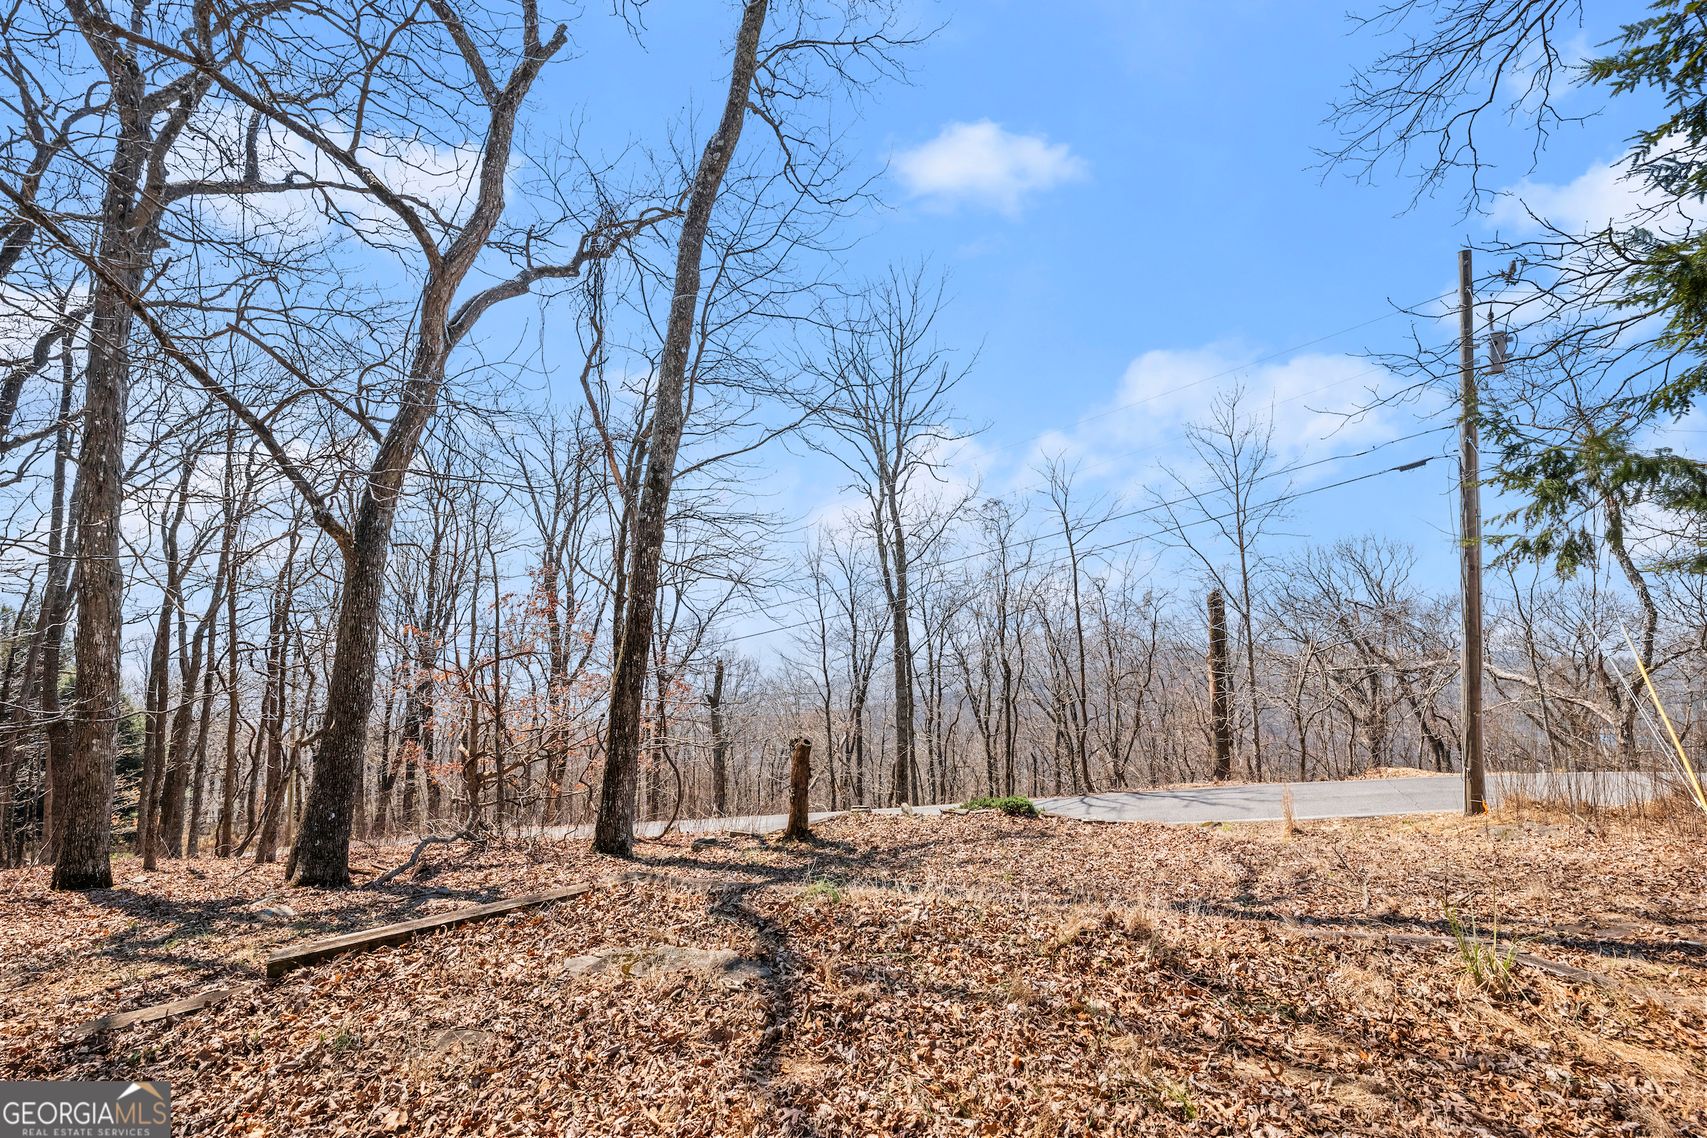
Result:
[1459, 248, 1487, 814]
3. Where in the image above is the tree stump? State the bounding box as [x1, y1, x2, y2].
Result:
[785, 737, 812, 840]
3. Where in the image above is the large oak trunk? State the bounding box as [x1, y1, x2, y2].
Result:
[54, 274, 131, 890]
[287, 510, 397, 886]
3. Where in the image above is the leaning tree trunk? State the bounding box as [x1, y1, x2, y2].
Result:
[280, 8, 584, 883]
[594, 0, 768, 857]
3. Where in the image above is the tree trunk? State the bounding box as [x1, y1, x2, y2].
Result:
[707, 659, 728, 815]
[137, 596, 173, 869]
[1231, 506, 1265, 783]
[1606, 494, 1658, 767]
[399, 668, 429, 833]
[594, 0, 768, 857]
[785, 736, 812, 840]
[254, 559, 295, 863]
[851, 693, 867, 804]
[1063, 528, 1095, 794]
[372, 679, 398, 836]
[184, 643, 218, 857]
[288, 525, 393, 884]
[0, 603, 29, 866]
[1001, 657, 1016, 796]
[54, 0, 210, 889]
[53, 231, 134, 891]
[161, 564, 220, 857]
[159, 630, 206, 857]
[215, 556, 240, 858]
[254, 659, 288, 864]
[881, 506, 916, 806]
[1208, 589, 1234, 782]
[34, 355, 76, 863]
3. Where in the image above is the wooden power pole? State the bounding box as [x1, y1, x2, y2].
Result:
[1207, 589, 1233, 782]
[1458, 248, 1488, 814]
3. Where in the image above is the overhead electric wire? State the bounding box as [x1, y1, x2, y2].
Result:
[548, 287, 1461, 554]
[389, 287, 1462, 650]
[929, 286, 1460, 472]
[707, 419, 1457, 618]
[717, 444, 1452, 647]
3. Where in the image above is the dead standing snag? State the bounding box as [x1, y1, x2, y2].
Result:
[785, 736, 812, 840]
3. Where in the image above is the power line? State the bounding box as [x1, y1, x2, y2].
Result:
[394, 290, 1462, 649]
[718, 447, 1450, 648]
[933, 287, 1458, 471]
[667, 289, 1460, 552]
[713, 419, 1455, 617]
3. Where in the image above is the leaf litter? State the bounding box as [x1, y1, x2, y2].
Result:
[2, 810, 1704, 1135]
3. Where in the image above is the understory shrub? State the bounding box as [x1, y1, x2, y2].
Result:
[963, 795, 1040, 817]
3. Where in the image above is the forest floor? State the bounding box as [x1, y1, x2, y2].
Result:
[3, 807, 1705, 1137]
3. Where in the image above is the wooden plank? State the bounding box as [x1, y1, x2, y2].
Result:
[74, 985, 241, 1037]
[265, 882, 597, 979]
[72, 882, 608, 1036]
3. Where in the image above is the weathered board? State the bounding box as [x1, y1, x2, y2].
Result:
[74, 985, 242, 1037]
[71, 881, 613, 1036]
[264, 882, 597, 979]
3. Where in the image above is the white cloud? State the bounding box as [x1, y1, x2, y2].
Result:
[167, 103, 487, 248]
[1014, 345, 1429, 500]
[893, 120, 1087, 216]
[1489, 153, 1688, 237]
[789, 346, 1440, 579]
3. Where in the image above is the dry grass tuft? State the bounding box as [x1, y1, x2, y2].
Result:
[1047, 903, 1164, 955]
[1497, 780, 1707, 839]
[1445, 904, 1518, 995]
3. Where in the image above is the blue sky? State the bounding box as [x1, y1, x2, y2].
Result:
[520, 1, 1666, 624]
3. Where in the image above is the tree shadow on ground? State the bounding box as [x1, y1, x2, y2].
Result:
[706, 881, 833, 1138]
[18, 881, 509, 999]
[634, 833, 976, 894]
[1172, 896, 1707, 967]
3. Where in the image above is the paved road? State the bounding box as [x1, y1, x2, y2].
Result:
[545, 811, 842, 842]
[435, 771, 1661, 849]
[1034, 770, 1662, 825]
